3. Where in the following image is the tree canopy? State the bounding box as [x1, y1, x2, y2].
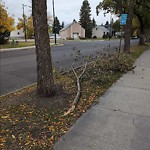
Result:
[17, 14, 52, 39]
[17, 15, 34, 39]
[0, 0, 15, 44]
[96, 0, 150, 46]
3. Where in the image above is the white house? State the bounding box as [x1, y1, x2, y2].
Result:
[10, 28, 24, 39]
[92, 25, 109, 38]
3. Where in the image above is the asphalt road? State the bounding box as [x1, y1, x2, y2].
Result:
[0, 39, 138, 95]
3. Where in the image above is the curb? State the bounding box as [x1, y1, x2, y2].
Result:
[0, 46, 35, 52]
[0, 83, 37, 98]
[0, 43, 64, 52]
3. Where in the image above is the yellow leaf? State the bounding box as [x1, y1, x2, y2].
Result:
[0, 137, 6, 143]
[12, 135, 15, 139]
[1, 115, 9, 119]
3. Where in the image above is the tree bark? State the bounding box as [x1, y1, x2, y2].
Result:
[32, 0, 55, 97]
[137, 14, 145, 45]
[124, 0, 135, 53]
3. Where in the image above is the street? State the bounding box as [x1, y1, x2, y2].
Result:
[0, 39, 138, 95]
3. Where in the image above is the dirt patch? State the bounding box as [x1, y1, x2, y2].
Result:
[0, 84, 70, 110]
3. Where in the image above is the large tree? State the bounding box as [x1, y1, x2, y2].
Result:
[79, 0, 92, 38]
[134, 0, 150, 45]
[97, 0, 150, 49]
[32, 0, 55, 97]
[0, 0, 14, 44]
[96, 0, 136, 53]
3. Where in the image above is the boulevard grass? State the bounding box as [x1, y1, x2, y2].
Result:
[0, 40, 63, 49]
[0, 44, 149, 150]
[0, 41, 35, 49]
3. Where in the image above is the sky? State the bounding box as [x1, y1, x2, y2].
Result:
[4, 0, 117, 26]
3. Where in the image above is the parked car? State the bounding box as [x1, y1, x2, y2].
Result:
[115, 32, 124, 38]
[131, 36, 138, 39]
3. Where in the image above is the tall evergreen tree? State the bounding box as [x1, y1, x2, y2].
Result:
[79, 0, 92, 38]
[52, 16, 61, 34]
[92, 18, 97, 28]
[61, 21, 64, 29]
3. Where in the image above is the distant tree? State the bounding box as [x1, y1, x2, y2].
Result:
[17, 15, 34, 39]
[52, 16, 61, 34]
[79, 0, 92, 38]
[61, 21, 64, 29]
[0, 1, 14, 44]
[32, 0, 55, 97]
[92, 18, 96, 28]
[105, 21, 109, 26]
[17, 14, 52, 38]
[113, 19, 121, 32]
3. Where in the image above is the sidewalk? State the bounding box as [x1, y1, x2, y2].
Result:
[54, 48, 150, 150]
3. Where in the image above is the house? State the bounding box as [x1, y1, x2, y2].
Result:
[92, 25, 109, 38]
[10, 28, 24, 39]
[59, 20, 85, 39]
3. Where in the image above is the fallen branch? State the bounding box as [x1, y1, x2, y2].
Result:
[63, 62, 87, 116]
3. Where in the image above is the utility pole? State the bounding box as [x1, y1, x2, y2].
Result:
[52, 0, 57, 44]
[22, 4, 27, 42]
[22, 4, 32, 42]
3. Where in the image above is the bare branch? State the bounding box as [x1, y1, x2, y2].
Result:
[79, 62, 88, 79]
[63, 62, 87, 116]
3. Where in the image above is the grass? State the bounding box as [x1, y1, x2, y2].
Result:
[0, 41, 35, 49]
[0, 40, 64, 49]
[130, 44, 149, 60]
[0, 43, 149, 150]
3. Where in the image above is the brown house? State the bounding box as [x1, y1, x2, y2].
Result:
[59, 20, 85, 39]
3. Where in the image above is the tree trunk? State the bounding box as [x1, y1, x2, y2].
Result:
[139, 30, 145, 45]
[124, 0, 135, 53]
[145, 29, 150, 42]
[32, 0, 55, 97]
[138, 15, 145, 45]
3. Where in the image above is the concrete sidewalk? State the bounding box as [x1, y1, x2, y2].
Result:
[54, 48, 150, 150]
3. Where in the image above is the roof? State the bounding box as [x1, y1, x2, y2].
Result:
[60, 19, 79, 32]
[94, 25, 109, 33]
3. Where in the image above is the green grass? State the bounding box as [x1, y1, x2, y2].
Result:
[130, 44, 150, 60]
[0, 41, 35, 49]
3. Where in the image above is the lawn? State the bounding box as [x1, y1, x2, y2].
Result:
[0, 41, 35, 49]
[0, 40, 65, 49]
[0, 44, 149, 150]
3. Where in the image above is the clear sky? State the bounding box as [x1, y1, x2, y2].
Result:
[4, 0, 117, 26]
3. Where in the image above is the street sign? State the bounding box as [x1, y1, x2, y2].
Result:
[120, 14, 128, 25]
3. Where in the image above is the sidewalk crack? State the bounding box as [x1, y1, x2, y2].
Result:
[99, 106, 150, 119]
[117, 84, 150, 91]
